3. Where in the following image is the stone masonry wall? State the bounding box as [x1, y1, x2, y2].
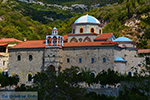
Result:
[62, 46, 115, 73]
[44, 47, 63, 72]
[8, 48, 44, 84]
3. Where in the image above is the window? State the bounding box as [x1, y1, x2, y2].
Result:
[17, 55, 21, 61]
[67, 58, 70, 63]
[91, 28, 94, 33]
[128, 72, 132, 77]
[79, 58, 82, 63]
[70, 37, 78, 42]
[80, 28, 83, 33]
[78, 38, 82, 42]
[28, 74, 32, 82]
[99, 29, 102, 34]
[29, 55, 33, 61]
[73, 29, 75, 34]
[0, 47, 6, 52]
[146, 57, 150, 65]
[103, 58, 106, 63]
[58, 66, 61, 73]
[91, 58, 94, 63]
[3, 61, 5, 66]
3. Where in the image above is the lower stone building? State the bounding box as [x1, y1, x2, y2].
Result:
[8, 14, 143, 84]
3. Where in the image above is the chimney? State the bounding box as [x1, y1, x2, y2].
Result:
[24, 37, 27, 41]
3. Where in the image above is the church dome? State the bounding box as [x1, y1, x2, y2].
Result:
[74, 14, 100, 24]
[113, 37, 132, 42]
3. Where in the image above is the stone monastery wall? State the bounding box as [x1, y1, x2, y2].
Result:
[62, 46, 115, 73]
[9, 48, 44, 84]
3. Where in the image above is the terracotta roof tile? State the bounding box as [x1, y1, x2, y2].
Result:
[9, 40, 118, 49]
[138, 49, 150, 53]
[94, 33, 114, 41]
[63, 35, 68, 42]
[63, 41, 118, 47]
[0, 38, 22, 43]
[9, 40, 45, 49]
[0, 43, 8, 46]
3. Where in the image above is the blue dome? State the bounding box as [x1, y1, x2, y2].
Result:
[113, 37, 132, 42]
[74, 14, 100, 24]
[114, 57, 127, 62]
[53, 27, 57, 30]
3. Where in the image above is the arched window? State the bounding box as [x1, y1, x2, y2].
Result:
[67, 58, 70, 63]
[53, 37, 57, 46]
[58, 66, 61, 73]
[29, 55, 33, 61]
[17, 55, 21, 61]
[73, 29, 75, 34]
[70, 37, 78, 42]
[91, 58, 95, 63]
[78, 38, 82, 42]
[128, 72, 132, 77]
[80, 28, 84, 33]
[79, 58, 82, 63]
[3, 61, 5, 66]
[91, 28, 94, 33]
[99, 29, 102, 34]
[103, 58, 106, 63]
[28, 74, 32, 82]
[83, 37, 91, 42]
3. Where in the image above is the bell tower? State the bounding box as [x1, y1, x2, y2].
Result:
[52, 27, 58, 35]
[46, 27, 63, 47]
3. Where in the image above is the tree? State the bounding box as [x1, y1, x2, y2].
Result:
[16, 67, 85, 100]
[0, 73, 19, 88]
[79, 68, 96, 88]
[96, 69, 123, 86]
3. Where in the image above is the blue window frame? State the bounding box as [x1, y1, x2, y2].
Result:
[91, 58, 94, 63]
[79, 58, 82, 63]
[103, 58, 106, 63]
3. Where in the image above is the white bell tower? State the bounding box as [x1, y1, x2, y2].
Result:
[46, 27, 63, 47]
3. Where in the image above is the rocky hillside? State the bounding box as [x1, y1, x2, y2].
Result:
[1, 0, 150, 48]
[0, 0, 51, 40]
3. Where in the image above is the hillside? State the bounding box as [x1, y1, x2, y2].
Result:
[0, 1, 51, 40]
[13, 1, 74, 24]
[32, 0, 119, 5]
[49, 0, 150, 48]
[1, 0, 150, 48]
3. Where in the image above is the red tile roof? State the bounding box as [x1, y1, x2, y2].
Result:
[94, 33, 114, 41]
[9, 39, 118, 49]
[138, 49, 150, 53]
[0, 43, 8, 46]
[0, 38, 22, 43]
[63, 41, 118, 47]
[9, 40, 45, 49]
[63, 35, 68, 42]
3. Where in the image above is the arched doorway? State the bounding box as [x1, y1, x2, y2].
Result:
[47, 65, 56, 72]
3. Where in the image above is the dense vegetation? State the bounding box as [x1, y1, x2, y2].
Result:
[0, 72, 19, 88]
[1, 0, 150, 48]
[0, 1, 51, 40]
[15, 65, 150, 100]
[14, 1, 74, 24]
[34, 0, 119, 5]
